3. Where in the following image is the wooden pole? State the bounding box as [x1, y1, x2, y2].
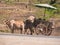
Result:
[43, 8, 46, 18]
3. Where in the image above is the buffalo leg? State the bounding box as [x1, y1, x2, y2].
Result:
[11, 29, 14, 33]
[30, 28, 34, 35]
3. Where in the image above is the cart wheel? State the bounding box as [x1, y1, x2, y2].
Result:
[47, 27, 52, 36]
[36, 23, 52, 36]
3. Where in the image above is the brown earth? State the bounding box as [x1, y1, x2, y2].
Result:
[0, 33, 60, 45]
[0, 3, 36, 24]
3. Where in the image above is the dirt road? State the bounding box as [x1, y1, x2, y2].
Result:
[0, 33, 60, 45]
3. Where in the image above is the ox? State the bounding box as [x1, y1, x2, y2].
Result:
[24, 16, 36, 35]
[5, 19, 25, 34]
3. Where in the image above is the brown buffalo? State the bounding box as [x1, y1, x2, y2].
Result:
[5, 20, 25, 34]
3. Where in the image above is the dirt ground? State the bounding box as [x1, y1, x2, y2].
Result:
[0, 33, 60, 45]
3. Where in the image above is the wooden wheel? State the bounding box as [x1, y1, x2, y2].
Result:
[36, 23, 52, 36]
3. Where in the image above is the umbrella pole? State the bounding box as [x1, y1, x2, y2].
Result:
[43, 8, 46, 18]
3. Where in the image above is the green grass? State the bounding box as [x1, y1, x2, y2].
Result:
[0, 30, 10, 33]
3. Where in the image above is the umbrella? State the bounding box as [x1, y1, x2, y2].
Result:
[34, 4, 57, 18]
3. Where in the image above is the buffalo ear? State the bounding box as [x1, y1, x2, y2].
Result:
[4, 20, 9, 24]
[3, 20, 7, 24]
